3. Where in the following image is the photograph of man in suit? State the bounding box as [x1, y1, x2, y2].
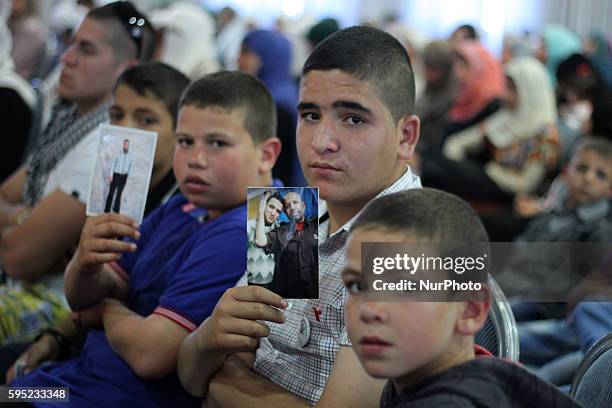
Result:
[105, 138, 133, 213]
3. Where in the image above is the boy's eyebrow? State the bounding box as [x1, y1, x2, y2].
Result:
[77, 38, 97, 51]
[332, 100, 372, 115]
[204, 132, 232, 139]
[175, 131, 232, 139]
[297, 101, 373, 116]
[297, 102, 319, 111]
[133, 108, 157, 116]
[341, 266, 361, 278]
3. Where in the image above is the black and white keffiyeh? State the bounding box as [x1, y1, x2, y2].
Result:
[22, 100, 110, 206]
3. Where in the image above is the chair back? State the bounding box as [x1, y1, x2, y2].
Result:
[475, 276, 520, 361]
[570, 333, 612, 407]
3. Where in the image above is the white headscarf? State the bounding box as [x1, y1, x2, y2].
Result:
[486, 56, 557, 148]
[150, 2, 219, 80]
[0, 18, 36, 108]
[49, 0, 87, 34]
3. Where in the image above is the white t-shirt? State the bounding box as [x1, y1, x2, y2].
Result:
[42, 125, 100, 204]
[31, 126, 100, 293]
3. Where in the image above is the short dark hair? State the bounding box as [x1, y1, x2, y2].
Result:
[267, 192, 283, 207]
[452, 24, 479, 40]
[87, 1, 155, 62]
[351, 188, 489, 244]
[115, 62, 190, 127]
[572, 136, 612, 163]
[302, 26, 415, 122]
[179, 71, 277, 143]
[351, 189, 489, 292]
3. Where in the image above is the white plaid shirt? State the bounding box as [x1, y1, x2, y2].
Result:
[252, 168, 422, 404]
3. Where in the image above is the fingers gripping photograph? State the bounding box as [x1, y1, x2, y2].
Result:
[247, 187, 319, 299]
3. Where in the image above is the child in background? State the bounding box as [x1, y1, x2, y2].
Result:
[502, 137, 612, 383]
[503, 137, 612, 322]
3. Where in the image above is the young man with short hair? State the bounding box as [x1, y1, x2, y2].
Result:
[248, 191, 284, 286]
[178, 26, 421, 407]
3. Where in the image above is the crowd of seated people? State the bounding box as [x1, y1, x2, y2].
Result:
[1, 1, 611, 407]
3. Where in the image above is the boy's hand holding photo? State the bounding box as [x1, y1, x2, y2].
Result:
[65, 213, 139, 310]
[197, 286, 287, 356]
[180, 285, 287, 398]
[73, 213, 140, 273]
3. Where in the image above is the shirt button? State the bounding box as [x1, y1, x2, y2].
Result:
[285, 301, 293, 311]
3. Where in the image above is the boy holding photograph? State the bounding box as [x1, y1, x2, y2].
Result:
[8, 71, 281, 408]
[178, 26, 422, 407]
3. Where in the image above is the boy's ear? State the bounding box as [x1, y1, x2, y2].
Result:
[257, 137, 282, 173]
[455, 289, 491, 336]
[397, 115, 420, 161]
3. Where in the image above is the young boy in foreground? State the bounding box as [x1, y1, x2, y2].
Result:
[342, 188, 581, 407]
[9, 71, 280, 407]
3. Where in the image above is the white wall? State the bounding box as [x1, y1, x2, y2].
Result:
[200, 0, 610, 40]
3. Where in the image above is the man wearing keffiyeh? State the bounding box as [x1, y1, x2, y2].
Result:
[0, 1, 154, 346]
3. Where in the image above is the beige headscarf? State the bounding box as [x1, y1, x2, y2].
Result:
[485, 56, 557, 149]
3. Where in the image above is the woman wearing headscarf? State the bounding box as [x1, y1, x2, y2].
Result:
[0, 18, 36, 181]
[422, 57, 559, 201]
[150, 2, 220, 80]
[7, 0, 50, 81]
[447, 41, 506, 135]
[240, 29, 298, 117]
[239, 29, 304, 186]
[502, 33, 533, 64]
